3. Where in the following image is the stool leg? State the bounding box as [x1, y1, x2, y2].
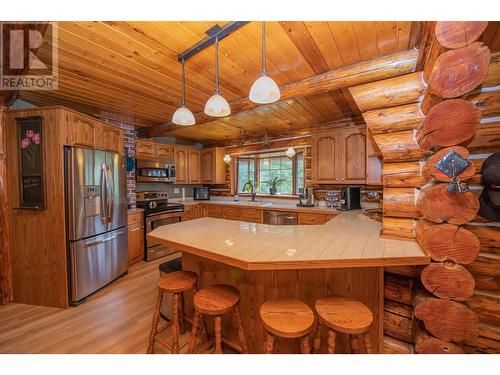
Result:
[214, 316, 223, 354]
[350, 334, 359, 354]
[200, 314, 209, 342]
[327, 329, 336, 354]
[313, 322, 322, 353]
[188, 310, 200, 354]
[147, 290, 163, 354]
[363, 332, 373, 354]
[300, 335, 311, 354]
[265, 332, 275, 354]
[233, 305, 248, 353]
[356, 334, 367, 354]
[179, 292, 185, 335]
[171, 293, 180, 353]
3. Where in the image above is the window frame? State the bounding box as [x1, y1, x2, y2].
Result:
[236, 149, 305, 196]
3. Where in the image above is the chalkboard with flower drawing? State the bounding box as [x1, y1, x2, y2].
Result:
[17, 116, 45, 209]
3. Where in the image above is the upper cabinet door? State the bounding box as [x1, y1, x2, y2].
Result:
[174, 147, 188, 184]
[156, 144, 174, 161]
[201, 149, 214, 184]
[188, 149, 201, 184]
[72, 113, 98, 148]
[136, 140, 156, 159]
[100, 125, 124, 154]
[340, 127, 366, 183]
[311, 131, 339, 183]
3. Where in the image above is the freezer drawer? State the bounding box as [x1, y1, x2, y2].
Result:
[69, 228, 128, 303]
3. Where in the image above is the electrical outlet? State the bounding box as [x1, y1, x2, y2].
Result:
[174, 188, 180, 194]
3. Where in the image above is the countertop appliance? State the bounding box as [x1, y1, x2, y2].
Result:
[263, 210, 298, 225]
[297, 187, 315, 207]
[194, 187, 210, 200]
[136, 191, 184, 261]
[65, 147, 128, 305]
[136, 159, 175, 183]
[339, 187, 361, 211]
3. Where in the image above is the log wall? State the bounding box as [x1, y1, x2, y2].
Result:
[350, 21, 500, 354]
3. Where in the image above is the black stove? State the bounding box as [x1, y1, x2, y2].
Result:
[136, 191, 184, 216]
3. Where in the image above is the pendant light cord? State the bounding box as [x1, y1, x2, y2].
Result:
[181, 58, 185, 106]
[262, 21, 267, 74]
[215, 36, 220, 94]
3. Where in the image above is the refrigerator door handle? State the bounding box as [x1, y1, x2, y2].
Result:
[107, 164, 114, 223]
[100, 163, 108, 225]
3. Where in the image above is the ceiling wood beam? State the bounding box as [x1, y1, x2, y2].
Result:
[145, 48, 418, 137]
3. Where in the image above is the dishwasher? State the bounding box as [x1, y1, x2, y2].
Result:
[263, 210, 298, 225]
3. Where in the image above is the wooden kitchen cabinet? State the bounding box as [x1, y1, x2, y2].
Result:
[71, 112, 99, 148]
[311, 126, 366, 184]
[222, 206, 241, 220]
[240, 207, 263, 223]
[156, 144, 174, 160]
[100, 124, 124, 154]
[188, 148, 201, 184]
[174, 146, 189, 184]
[205, 204, 224, 218]
[298, 212, 326, 225]
[127, 211, 144, 265]
[136, 140, 156, 158]
[201, 147, 226, 184]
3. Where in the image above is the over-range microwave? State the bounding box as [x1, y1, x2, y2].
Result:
[136, 160, 176, 183]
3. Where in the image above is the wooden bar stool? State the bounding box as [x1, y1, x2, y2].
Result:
[260, 298, 315, 354]
[313, 296, 374, 354]
[188, 284, 248, 354]
[147, 271, 198, 354]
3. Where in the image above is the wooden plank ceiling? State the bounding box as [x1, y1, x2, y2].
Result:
[19, 21, 499, 144]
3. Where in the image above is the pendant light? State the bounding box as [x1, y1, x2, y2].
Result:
[285, 146, 296, 159]
[204, 37, 231, 117]
[249, 22, 281, 104]
[172, 58, 196, 126]
[223, 154, 232, 163]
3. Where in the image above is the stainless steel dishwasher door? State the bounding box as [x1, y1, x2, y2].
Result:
[263, 210, 298, 225]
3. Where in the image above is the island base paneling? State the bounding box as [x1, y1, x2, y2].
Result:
[181, 252, 383, 354]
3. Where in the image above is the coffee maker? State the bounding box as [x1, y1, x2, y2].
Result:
[339, 187, 361, 210]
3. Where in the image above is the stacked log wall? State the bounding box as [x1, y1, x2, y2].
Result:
[350, 21, 500, 354]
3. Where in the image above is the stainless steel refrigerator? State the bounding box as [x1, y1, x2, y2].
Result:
[65, 147, 128, 304]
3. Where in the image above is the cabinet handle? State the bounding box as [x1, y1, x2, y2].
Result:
[130, 227, 142, 232]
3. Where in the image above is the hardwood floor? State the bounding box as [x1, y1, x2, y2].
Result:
[0, 255, 182, 354]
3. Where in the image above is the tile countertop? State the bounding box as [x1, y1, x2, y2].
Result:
[148, 210, 430, 271]
[170, 198, 341, 215]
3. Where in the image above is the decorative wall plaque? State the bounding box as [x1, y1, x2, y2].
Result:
[17, 116, 45, 209]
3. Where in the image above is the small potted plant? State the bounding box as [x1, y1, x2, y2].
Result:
[263, 177, 285, 195]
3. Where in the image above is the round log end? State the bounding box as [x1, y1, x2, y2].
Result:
[416, 99, 481, 151]
[422, 146, 476, 182]
[421, 262, 475, 301]
[428, 42, 491, 99]
[415, 219, 480, 264]
[435, 22, 489, 49]
[417, 183, 480, 225]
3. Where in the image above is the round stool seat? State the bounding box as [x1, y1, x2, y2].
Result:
[260, 298, 314, 339]
[157, 271, 198, 293]
[193, 284, 240, 315]
[315, 296, 373, 334]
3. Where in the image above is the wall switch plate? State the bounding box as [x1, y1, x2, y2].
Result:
[174, 188, 180, 194]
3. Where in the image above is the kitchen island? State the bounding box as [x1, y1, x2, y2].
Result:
[148, 210, 430, 353]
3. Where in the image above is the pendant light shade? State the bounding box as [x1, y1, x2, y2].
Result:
[223, 153, 232, 163]
[249, 21, 280, 104]
[172, 106, 195, 125]
[205, 37, 231, 117]
[172, 58, 195, 126]
[285, 146, 296, 159]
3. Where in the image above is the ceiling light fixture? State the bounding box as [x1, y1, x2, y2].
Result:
[204, 37, 231, 117]
[223, 154, 232, 163]
[285, 146, 296, 159]
[172, 58, 196, 126]
[249, 21, 281, 104]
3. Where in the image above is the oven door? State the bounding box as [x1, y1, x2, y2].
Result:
[145, 212, 182, 261]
